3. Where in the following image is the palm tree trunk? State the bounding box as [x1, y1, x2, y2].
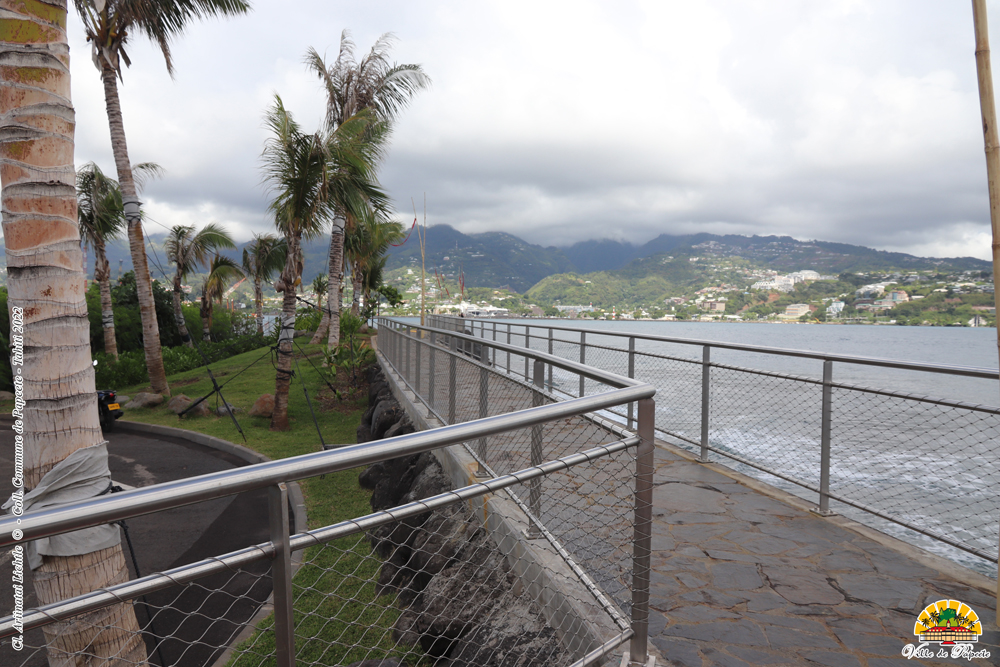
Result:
[326, 215, 346, 349]
[200, 296, 212, 342]
[271, 234, 302, 430]
[351, 272, 363, 317]
[309, 289, 329, 344]
[173, 276, 194, 348]
[0, 4, 147, 664]
[100, 63, 169, 397]
[255, 278, 265, 336]
[94, 243, 118, 359]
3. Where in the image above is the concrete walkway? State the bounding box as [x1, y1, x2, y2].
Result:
[645, 442, 998, 666]
[385, 332, 999, 666]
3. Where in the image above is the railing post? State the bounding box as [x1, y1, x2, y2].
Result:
[415, 333, 422, 395]
[506, 323, 512, 374]
[269, 483, 295, 667]
[492, 321, 498, 366]
[449, 336, 457, 424]
[524, 326, 531, 379]
[405, 327, 412, 382]
[527, 359, 545, 539]
[699, 345, 711, 463]
[429, 332, 436, 412]
[476, 362, 489, 477]
[630, 398, 655, 667]
[547, 329, 554, 390]
[627, 336, 636, 430]
[814, 360, 836, 516]
[578, 331, 586, 397]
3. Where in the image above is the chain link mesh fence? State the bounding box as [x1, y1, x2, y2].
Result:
[4, 320, 650, 667]
[8, 553, 273, 667]
[448, 317, 1000, 572]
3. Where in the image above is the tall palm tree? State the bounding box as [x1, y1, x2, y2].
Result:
[199, 254, 244, 341]
[74, 0, 252, 396]
[165, 223, 236, 347]
[78, 161, 162, 359]
[345, 210, 404, 317]
[261, 95, 385, 430]
[242, 233, 287, 335]
[0, 2, 147, 663]
[305, 32, 430, 349]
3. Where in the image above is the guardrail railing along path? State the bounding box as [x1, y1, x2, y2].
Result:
[1, 321, 658, 667]
[428, 314, 1000, 577]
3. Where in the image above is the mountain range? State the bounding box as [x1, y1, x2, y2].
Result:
[7, 225, 989, 296]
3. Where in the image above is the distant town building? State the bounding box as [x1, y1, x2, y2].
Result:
[701, 300, 727, 313]
[751, 276, 795, 292]
[783, 303, 812, 319]
[827, 301, 845, 317]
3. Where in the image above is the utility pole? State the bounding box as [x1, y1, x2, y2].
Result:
[414, 196, 428, 327]
[970, 0, 1000, 625]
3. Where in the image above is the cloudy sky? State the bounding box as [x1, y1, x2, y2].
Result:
[62, 0, 1000, 260]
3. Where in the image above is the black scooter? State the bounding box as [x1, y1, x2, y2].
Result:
[93, 360, 123, 433]
[98, 389, 123, 433]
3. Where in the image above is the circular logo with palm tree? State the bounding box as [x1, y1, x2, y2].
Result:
[913, 599, 982, 645]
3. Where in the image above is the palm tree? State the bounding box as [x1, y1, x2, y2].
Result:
[305, 32, 430, 348]
[242, 233, 287, 335]
[346, 211, 404, 317]
[74, 0, 252, 396]
[261, 95, 384, 430]
[78, 161, 163, 359]
[165, 223, 236, 347]
[199, 254, 244, 341]
[0, 3, 147, 663]
[78, 163, 125, 358]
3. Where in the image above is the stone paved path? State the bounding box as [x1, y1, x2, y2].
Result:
[382, 331, 999, 666]
[646, 443, 998, 667]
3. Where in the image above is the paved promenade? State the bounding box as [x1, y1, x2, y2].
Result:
[383, 332, 999, 666]
[644, 442, 997, 666]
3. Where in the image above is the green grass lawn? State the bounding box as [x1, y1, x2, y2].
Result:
[116, 339, 429, 666]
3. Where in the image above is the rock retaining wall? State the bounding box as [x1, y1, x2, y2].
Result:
[354, 366, 565, 666]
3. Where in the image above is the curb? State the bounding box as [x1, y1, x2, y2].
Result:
[116, 420, 308, 535]
[115, 420, 310, 667]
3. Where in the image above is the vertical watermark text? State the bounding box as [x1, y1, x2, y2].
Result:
[9, 306, 25, 648]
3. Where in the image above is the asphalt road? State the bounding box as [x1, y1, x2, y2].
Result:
[0, 424, 272, 667]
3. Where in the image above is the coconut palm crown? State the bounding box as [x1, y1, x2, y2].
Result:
[165, 223, 236, 347]
[199, 254, 243, 341]
[305, 32, 429, 349]
[242, 233, 287, 336]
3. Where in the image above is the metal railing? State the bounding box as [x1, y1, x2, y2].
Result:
[0, 326, 657, 667]
[429, 314, 1000, 573]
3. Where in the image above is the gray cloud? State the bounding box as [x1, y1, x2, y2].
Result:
[49, 0, 1000, 262]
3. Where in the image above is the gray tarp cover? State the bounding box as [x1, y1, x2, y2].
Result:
[3, 443, 120, 569]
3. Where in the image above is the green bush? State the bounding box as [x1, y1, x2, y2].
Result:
[295, 306, 323, 332]
[93, 350, 148, 389]
[161, 346, 203, 375]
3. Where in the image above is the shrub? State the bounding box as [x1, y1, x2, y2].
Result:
[295, 306, 322, 332]
[93, 350, 148, 389]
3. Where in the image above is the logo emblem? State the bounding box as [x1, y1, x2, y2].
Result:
[913, 599, 982, 645]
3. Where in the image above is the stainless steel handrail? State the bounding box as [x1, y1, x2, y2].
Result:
[0, 325, 653, 549]
[0, 386, 652, 548]
[427, 314, 1000, 379]
[0, 437, 638, 638]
